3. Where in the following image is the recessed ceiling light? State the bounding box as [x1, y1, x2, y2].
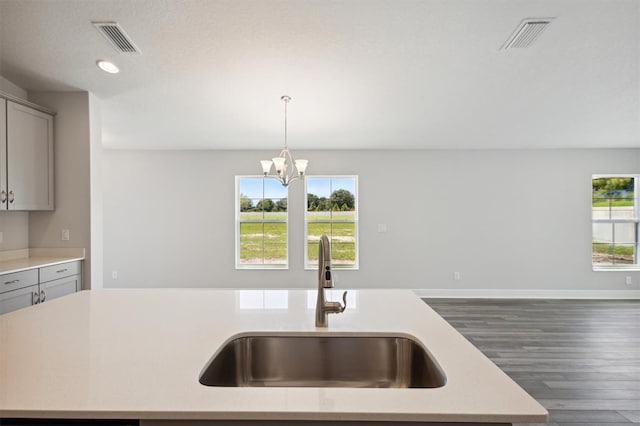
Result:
[96, 60, 119, 74]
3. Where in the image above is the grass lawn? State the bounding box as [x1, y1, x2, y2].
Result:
[238, 210, 357, 265]
[592, 199, 634, 207]
[592, 243, 634, 256]
[239, 222, 287, 264]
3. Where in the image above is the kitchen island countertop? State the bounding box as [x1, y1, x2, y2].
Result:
[0, 289, 548, 423]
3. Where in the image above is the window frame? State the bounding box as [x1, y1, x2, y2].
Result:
[303, 175, 359, 270]
[235, 175, 289, 270]
[592, 174, 639, 271]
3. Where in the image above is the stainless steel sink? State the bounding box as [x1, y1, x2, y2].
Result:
[199, 334, 446, 388]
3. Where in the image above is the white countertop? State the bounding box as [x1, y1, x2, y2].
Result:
[0, 248, 85, 275]
[0, 289, 548, 423]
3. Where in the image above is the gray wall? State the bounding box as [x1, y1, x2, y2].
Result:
[28, 92, 93, 289]
[103, 149, 640, 293]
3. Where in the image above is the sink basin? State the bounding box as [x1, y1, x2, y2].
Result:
[199, 334, 446, 388]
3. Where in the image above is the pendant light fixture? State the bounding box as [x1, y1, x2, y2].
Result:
[260, 95, 308, 187]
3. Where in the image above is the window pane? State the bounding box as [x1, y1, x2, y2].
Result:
[239, 222, 264, 264]
[307, 177, 331, 199]
[264, 179, 287, 199]
[308, 210, 331, 221]
[264, 223, 287, 244]
[308, 223, 332, 244]
[307, 241, 319, 264]
[331, 242, 356, 265]
[592, 177, 635, 218]
[592, 243, 614, 265]
[263, 243, 287, 264]
[611, 244, 636, 265]
[305, 175, 358, 269]
[332, 222, 356, 241]
[237, 177, 287, 267]
[614, 223, 636, 244]
[593, 223, 613, 244]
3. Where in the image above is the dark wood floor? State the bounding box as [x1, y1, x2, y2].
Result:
[424, 299, 640, 426]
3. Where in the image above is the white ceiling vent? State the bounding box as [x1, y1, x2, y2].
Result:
[502, 18, 553, 50]
[93, 22, 141, 54]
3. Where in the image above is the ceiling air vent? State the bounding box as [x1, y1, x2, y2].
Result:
[93, 22, 141, 54]
[502, 18, 553, 50]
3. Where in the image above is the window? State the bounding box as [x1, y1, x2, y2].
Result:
[305, 176, 358, 269]
[236, 177, 288, 268]
[592, 175, 639, 269]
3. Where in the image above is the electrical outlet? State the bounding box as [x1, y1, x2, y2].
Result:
[0, 231, 3, 244]
[453, 272, 461, 281]
[626, 276, 633, 286]
[61, 228, 70, 241]
[112, 271, 118, 280]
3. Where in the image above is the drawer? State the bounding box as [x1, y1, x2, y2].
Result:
[0, 269, 39, 293]
[40, 261, 81, 283]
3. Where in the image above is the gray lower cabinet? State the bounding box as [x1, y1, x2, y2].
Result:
[0, 284, 39, 314]
[0, 261, 81, 314]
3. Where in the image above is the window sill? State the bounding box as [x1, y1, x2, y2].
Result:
[236, 265, 288, 270]
[593, 266, 640, 272]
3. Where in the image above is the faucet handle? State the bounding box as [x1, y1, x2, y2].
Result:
[340, 290, 348, 313]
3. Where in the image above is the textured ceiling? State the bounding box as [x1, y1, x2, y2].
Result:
[0, 0, 638, 150]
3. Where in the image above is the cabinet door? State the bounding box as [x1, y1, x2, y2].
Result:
[6, 101, 54, 210]
[0, 284, 38, 315]
[40, 274, 80, 303]
[0, 99, 6, 209]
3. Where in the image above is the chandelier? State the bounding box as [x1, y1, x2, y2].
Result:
[260, 95, 308, 187]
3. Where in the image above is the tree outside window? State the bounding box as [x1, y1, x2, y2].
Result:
[305, 176, 358, 269]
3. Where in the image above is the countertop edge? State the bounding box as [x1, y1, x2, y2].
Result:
[0, 248, 85, 275]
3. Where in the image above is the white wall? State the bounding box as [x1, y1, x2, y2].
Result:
[103, 149, 639, 294]
[0, 75, 29, 250]
[28, 92, 93, 288]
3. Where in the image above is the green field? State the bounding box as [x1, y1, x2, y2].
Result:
[592, 243, 635, 257]
[239, 211, 356, 265]
[592, 199, 634, 207]
[239, 222, 287, 264]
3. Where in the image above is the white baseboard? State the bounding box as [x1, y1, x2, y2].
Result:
[412, 288, 640, 299]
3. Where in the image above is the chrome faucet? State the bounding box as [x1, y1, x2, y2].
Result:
[316, 235, 347, 327]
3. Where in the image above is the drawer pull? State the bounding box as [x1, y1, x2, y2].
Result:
[8, 190, 14, 204]
[40, 290, 46, 302]
[4, 279, 19, 285]
[0, 190, 6, 203]
[32, 291, 40, 305]
[56, 268, 68, 273]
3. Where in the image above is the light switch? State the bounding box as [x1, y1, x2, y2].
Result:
[377, 224, 387, 233]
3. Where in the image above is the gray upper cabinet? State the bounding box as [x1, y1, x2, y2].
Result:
[0, 98, 54, 211]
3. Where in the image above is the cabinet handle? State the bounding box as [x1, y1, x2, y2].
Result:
[32, 291, 40, 305]
[0, 190, 6, 203]
[4, 279, 19, 285]
[8, 190, 14, 204]
[56, 268, 68, 273]
[40, 289, 46, 302]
